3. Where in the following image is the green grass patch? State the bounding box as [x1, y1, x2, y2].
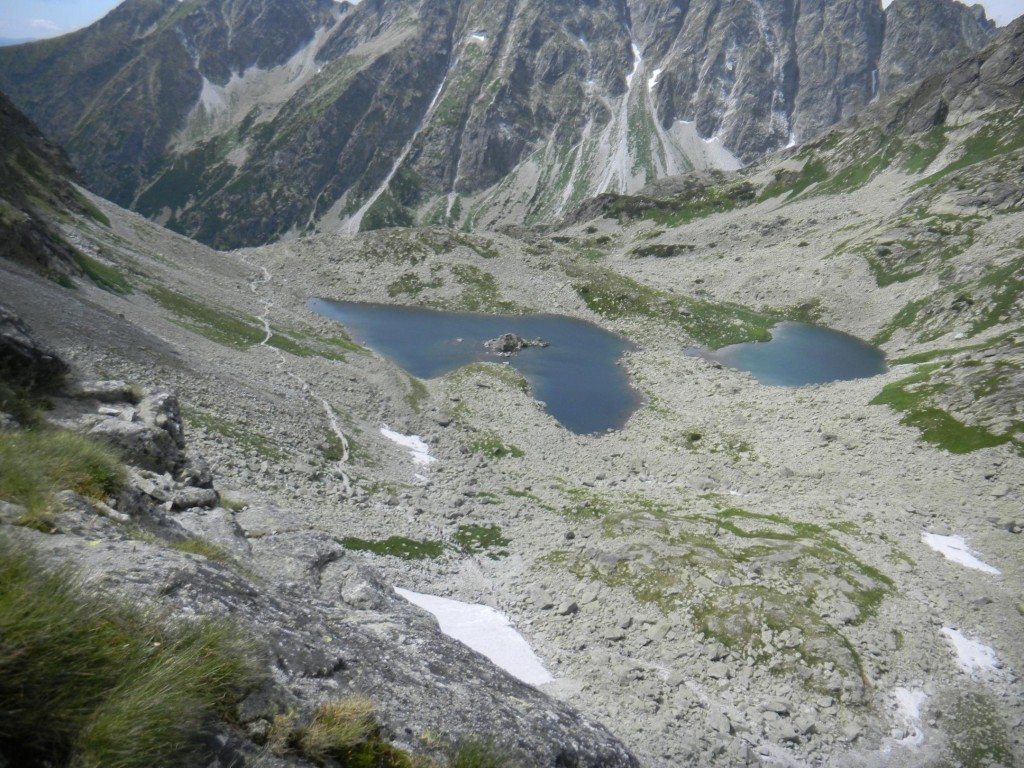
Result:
[147, 285, 355, 359]
[468, 433, 524, 459]
[78, 195, 112, 227]
[872, 298, 929, 345]
[169, 538, 237, 566]
[146, 285, 264, 349]
[971, 255, 1024, 336]
[871, 364, 1015, 453]
[0, 428, 124, 524]
[630, 243, 696, 259]
[72, 252, 133, 294]
[758, 159, 829, 201]
[915, 108, 1024, 188]
[449, 363, 529, 394]
[604, 180, 756, 226]
[565, 262, 815, 349]
[453, 525, 510, 559]
[388, 272, 444, 298]
[444, 736, 515, 768]
[449, 264, 520, 312]
[902, 126, 948, 174]
[338, 536, 446, 560]
[0, 548, 262, 768]
[559, 486, 614, 521]
[184, 408, 285, 460]
[404, 375, 430, 413]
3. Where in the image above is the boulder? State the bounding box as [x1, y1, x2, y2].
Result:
[89, 418, 184, 474]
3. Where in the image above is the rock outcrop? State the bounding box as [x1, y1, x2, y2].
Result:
[0, 303, 67, 391]
[879, 0, 997, 95]
[485, 333, 550, 356]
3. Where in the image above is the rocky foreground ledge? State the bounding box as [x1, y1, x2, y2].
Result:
[0, 306, 639, 767]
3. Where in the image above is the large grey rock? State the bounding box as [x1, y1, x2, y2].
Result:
[484, 333, 550, 356]
[88, 418, 184, 475]
[0, 304, 67, 392]
[7, 508, 640, 768]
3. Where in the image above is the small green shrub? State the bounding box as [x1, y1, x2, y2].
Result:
[299, 697, 378, 762]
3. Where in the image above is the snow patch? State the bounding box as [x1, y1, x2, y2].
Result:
[892, 688, 928, 746]
[942, 627, 999, 677]
[922, 532, 1000, 574]
[380, 426, 436, 466]
[394, 588, 554, 686]
[625, 42, 641, 90]
[647, 67, 662, 93]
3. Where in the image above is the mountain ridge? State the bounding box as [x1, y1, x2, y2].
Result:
[0, 0, 998, 247]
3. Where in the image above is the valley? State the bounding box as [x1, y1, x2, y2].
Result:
[1, 3, 1022, 768]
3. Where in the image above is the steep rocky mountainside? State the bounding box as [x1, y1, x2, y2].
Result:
[0, 92, 111, 276]
[0, 0, 997, 247]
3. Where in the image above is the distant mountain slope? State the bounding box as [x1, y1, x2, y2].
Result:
[0, 0, 997, 247]
[0, 90, 110, 276]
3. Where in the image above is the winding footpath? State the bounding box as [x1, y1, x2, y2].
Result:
[244, 256, 353, 495]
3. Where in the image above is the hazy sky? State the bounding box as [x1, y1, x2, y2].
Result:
[0, 0, 1021, 41]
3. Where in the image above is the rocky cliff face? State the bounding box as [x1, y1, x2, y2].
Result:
[0, 0, 998, 246]
[879, 0, 997, 94]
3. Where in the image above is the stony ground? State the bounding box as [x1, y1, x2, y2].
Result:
[3, 160, 1022, 767]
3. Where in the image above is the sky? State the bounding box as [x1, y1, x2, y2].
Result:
[0, 0, 1021, 41]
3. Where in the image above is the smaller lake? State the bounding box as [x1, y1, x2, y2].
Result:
[308, 299, 642, 435]
[700, 322, 887, 386]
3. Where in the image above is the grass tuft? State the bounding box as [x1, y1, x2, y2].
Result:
[0, 428, 125, 519]
[445, 736, 515, 768]
[0, 548, 263, 768]
[270, 696, 419, 767]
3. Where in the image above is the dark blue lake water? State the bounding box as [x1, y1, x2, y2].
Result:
[308, 299, 642, 435]
[701, 322, 887, 386]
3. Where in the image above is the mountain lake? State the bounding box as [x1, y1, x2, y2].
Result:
[309, 299, 642, 435]
[699, 321, 887, 386]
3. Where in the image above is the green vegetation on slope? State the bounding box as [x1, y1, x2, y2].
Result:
[565, 261, 819, 349]
[0, 548, 262, 768]
[0, 428, 125, 531]
[603, 178, 757, 226]
[545, 493, 892, 694]
[871, 360, 1021, 455]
